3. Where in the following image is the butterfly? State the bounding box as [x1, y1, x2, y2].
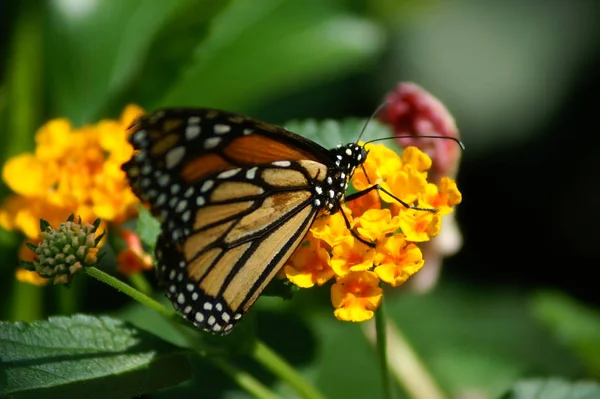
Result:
[122, 108, 419, 334]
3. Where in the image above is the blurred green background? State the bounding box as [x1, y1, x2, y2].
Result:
[1, 1, 600, 398]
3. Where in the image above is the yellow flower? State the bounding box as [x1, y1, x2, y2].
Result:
[283, 143, 461, 323]
[331, 271, 382, 322]
[0, 104, 144, 238]
[346, 188, 380, 217]
[351, 143, 402, 191]
[356, 208, 400, 242]
[398, 209, 441, 242]
[385, 164, 427, 205]
[402, 146, 432, 173]
[283, 234, 334, 288]
[374, 235, 424, 287]
[15, 268, 50, 286]
[330, 237, 376, 277]
[310, 210, 353, 248]
[420, 177, 462, 216]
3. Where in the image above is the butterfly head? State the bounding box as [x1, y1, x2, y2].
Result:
[332, 142, 367, 177]
[317, 143, 367, 214]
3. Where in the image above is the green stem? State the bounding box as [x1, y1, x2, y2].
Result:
[375, 301, 395, 399]
[252, 340, 327, 399]
[86, 266, 278, 398]
[212, 357, 278, 399]
[10, 281, 43, 321]
[128, 272, 153, 296]
[85, 266, 175, 319]
[378, 321, 446, 399]
[55, 280, 79, 315]
[4, 2, 42, 157]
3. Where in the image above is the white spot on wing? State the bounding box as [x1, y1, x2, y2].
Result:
[165, 146, 186, 169]
[157, 174, 170, 187]
[204, 137, 221, 149]
[246, 167, 258, 179]
[186, 125, 201, 140]
[200, 180, 214, 193]
[218, 168, 241, 179]
[175, 200, 188, 213]
[214, 124, 231, 134]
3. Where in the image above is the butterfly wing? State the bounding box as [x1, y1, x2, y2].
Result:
[123, 108, 334, 334]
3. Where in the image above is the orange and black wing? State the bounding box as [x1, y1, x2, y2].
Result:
[122, 108, 335, 334]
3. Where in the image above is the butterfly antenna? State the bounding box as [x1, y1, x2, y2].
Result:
[365, 135, 466, 151]
[356, 101, 389, 144]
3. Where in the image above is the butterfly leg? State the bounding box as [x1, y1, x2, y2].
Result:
[345, 184, 438, 213]
[339, 205, 376, 248]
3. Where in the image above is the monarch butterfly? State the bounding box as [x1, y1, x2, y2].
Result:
[122, 108, 435, 334]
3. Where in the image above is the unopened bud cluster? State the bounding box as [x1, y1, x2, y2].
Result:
[21, 216, 104, 285]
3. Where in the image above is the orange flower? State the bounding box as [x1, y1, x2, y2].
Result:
[284, 143, 462, 323]
[331, 271, 382, 322]
[356, 208, 400, 243]
[0, 104, 144, 238]
[116, 229, 154, 275]
[330, 237, 376, 277]
[283, 234, 334, 288]
[398, 209, 441, 242]
[15, 268, 50, 286]
[420, 177, 463, 216]
[310, 210, 353, 248]
[346, 188, 380, 217]
[374, 235, 424, 287]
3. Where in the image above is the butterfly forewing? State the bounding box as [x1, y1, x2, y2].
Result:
[123, 108, 367, 334]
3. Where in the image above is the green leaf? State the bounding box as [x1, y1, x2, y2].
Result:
[502, 378, 600, 399]
[0, 314, 192, 398]
[531, 291, 600, 376]
[159, 0, 383, 112]
[120, 1, 226, 114]
[136, 205, 161, 250]
[284, 118, 395, 149]
[45, 1, 198, 124]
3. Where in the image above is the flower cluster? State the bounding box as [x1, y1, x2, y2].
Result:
[20, 216, 104, 285]
[380, 82, 464, 292]
[0, 105, 146, 283]
[283, 144, 461, 322]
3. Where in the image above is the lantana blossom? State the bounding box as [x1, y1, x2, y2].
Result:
[0, 105, 150, 283]
[283, 143, 461, 322]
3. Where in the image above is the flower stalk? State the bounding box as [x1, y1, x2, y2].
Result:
[252, 341, 327, 399]
[375, 300, 395, 399]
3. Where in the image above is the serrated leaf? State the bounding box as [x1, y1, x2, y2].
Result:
[0, 314, 192, 398]
[531, 291, 600, 376]
[136, 206, 161, 250]
[502, 378, 600, 399]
